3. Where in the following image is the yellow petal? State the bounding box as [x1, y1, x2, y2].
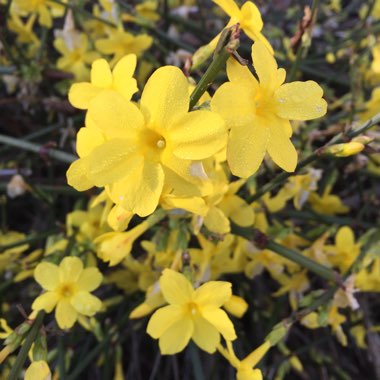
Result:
[77, 267, 103, 291]
[32, 292, 59, 312]
[110, 161, 163, 217]
[223, 295, 248, 318]
[107, 205, 133, 232]
[25, 361, 51, 380]
[68, 83, 102, 110]
[112, 54, 138, 101]
[266, 116, 297, 172]
[237, 366, 263, 380]
[170, 110, 226, 160]
[211, 82, 256, 128]
[70, 292, 102, 316]
[34, 262, 59, 290]
[147, 304, 183, 338]
[241, 2, 263, 31]
[274, 81, 327, 120]
[59, 257, 83, 283]
[213, 0, 241, 18]
[140, 66, 188, 128]
[193, 281, 232, 307]
[226, 58, 259, 90]
[201, 306, 236, 340]
[76, 127, 105, 158]
[204, 206, 230, 234]
[160, 269, 193, 305]
[66, 158, 93, 191]
[87, 140, 143, 187]
[160, 195, 207, 215]
[159, 317, 193, 354]
[192, 317, 220, 353]
[91, 58, 112, 88]
[225, 196, 255, 227]
[86, 91, 144, 139]
[56, 299, 78, 329]
[336, 226, 355, 251]
[227, 121, 269, 178]
[251, 41, 277, 91]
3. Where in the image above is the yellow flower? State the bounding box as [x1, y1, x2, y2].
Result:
[11, 0, 66, 28]
[67, 66, 226, 217]
[25, 360, 51, 380]
[94, 212, 163, 266]
[213, 0, 273, 53]
[217, 340, 270, 380]
[54, 33, 100, 81]
[69, 54, 138, 110]
[0, 231, 29, 272]
[192, 0, 273, 69]
[32, 257, 103, 329]
[211, 41, 327, 177]
[7, 14, 39, 46]
[66, 202, 110, 242]
[356, 257, 380, 292]
[308, 186, 349, 215]
[95, 28, 153, 66]
[147, 269, 236, 354]
[360, 87, 380, 121]
[325, 226, 361, 272]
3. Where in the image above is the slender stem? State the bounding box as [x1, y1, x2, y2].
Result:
[231, 224, 340, 283]
[266, 240, 340, 283]
[8, 311, 45, 380]
[0, 133, 76, 164]
[58, 335, 66, 380]
[189, 25, 239, 110]
[248, 111, 380, 203]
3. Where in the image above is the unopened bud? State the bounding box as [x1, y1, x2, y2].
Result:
[32, 334, 48, 361]
[325, 142, 364, 157]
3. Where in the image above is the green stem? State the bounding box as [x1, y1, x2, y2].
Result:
[189, 25, 239, 110]
[248, 111, 380, 203]
[8, 311, 45, 380]
[58, 335, 67, 380]
[231, 224, 340, 283]
[266, 240, 340, 283]
[0, 133, 76, 164]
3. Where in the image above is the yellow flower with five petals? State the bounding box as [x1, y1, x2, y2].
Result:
[147, 269, 236, 354]
[32, 257, 103, 329]
[69, 54, 138, 110]
[211, 41, 327, 178]
[67, 66, 227, 217]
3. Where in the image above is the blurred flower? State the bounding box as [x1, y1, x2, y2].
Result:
[32, 257, 103, 329]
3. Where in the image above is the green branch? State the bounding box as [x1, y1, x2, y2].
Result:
[8, 311, 45, 380]
[231, 223, 341, 283]
[189, 25, 240, 110]
[0, 133, 76, 164]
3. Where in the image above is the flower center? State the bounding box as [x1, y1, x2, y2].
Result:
[187, 302, 199, 318]
[139, 127, 167, 160]
[58, 283, 75, 298]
